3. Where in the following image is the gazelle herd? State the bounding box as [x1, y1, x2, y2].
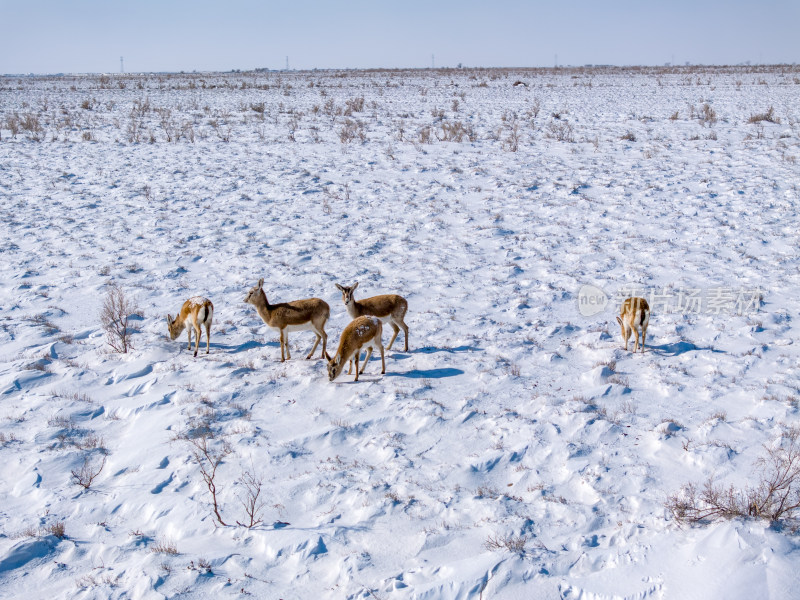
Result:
[167, 280, 650, 381]
[167, 280, 407, 381]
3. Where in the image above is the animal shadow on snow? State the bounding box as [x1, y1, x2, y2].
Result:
[387, 367, 465, 379]
[387, 345, 477, 378]
[216, 340, 278, 353]
[338, 345, 475, 381]
[648, 341, 723, 356]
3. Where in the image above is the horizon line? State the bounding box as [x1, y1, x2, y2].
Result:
[4, 62, 799, 78]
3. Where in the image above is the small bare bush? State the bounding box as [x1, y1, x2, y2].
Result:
[344, 96, 365, 114]
[484, 533, 527, 554]
[504, 122, 521, 152]
[476, 485, 500, 499]
[437, 121, 472, 142]
[748, 106, 780, 124]
[698, 103, 717, 126]
[418, 125, 432, 144]
[20, 113, 43, 134]
[185, 431, 233, 526]
[339, 118, 365, 144]
[546, 120, 575, 143]
[5, 114, 20, 137]
[71, 453, 107, 489]
[236, 466, 266, 528]
[667, 427, 800, 525]
[150, 538, 178, 555]
[100, 283, 140, 353]
[47, 521, 67, 539]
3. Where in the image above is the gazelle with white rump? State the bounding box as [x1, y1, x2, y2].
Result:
[244, 278, 330, 362]
[616, 296, 650, 353]
[335, 282, 409, 352]
[167, 297, 214, 357]
[328, 316, 385, 382]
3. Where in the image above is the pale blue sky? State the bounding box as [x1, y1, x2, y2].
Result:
[1, 1, 797, 74]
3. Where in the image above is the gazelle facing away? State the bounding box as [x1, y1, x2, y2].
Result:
[335, 282, 409, 352]
[167, 297, 214, 357]
[617, 297, 650, 353]
[244, 278, 330, 362]
[328, 316, 385, 382]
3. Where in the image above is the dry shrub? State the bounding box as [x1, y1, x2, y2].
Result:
[5, 114, 21, 137]
[748, 106, 780, 124]
[100, 283, 140, 353]
[71, 453, 107, 489]
[47, 521, 66, 539]
[418, 125, 432, 144]
[668, 427, 800, 526]
[546, 120, 575, 143]
[437, 121, 472, 142]
[344, 96, 365, 114]
[339, 119, 365, 144]
[483, 533, 527, 554]
[699, 103, 717, 126]
[185, 431, 233, 526]
[236, 467, 266, 528]
[150, 538, 178, 555]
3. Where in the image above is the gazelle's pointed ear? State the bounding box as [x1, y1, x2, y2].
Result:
[167, 315, 173, 324]
[335, 283, 345, 292]
[257, 278, 264, 288]
[352, 282, 359, 291]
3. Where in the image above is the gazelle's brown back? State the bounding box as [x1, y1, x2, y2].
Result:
[359, 294, 407, 318]
[620, 297, 649, 326]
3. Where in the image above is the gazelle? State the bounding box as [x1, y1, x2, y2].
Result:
[328, 316, 385, 382]
[167, 297, 214, 357]
[616, 297, 650, 353]
[335, 282, 409, 352]
[244, 278, 330, 362]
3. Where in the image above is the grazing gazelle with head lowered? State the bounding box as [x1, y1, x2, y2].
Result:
[335, 282, 409, 352]
[617, 296, 650, 353]
[328, 316, 385, 382]
[167, 297, 214, 357]
[244, 278, 330, 362]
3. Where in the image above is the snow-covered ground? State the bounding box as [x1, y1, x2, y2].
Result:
[1, 66, 799, 599]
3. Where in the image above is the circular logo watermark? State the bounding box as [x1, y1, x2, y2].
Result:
[578, 284, 609, 316]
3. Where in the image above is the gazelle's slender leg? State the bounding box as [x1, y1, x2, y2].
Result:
[307, 334, 321, 359]
[359, 347, 373, 374]
[387, 324, 400, 351]
[400, 319, 409, 352]
[321, 329, 329, 360]
[193, 324, 202, 357]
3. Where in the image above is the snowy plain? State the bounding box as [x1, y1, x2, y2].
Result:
[1, 65, 799, 599]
